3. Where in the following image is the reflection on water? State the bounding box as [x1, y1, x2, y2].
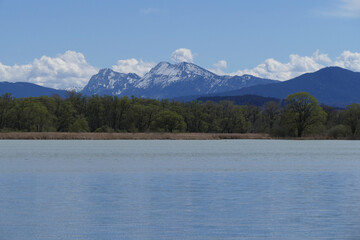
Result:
[1, 140, 360, 239]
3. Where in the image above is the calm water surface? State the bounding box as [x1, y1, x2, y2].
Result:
[0, 140, 360, 239]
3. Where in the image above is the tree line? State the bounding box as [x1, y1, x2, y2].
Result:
[0, 92, 359, 138]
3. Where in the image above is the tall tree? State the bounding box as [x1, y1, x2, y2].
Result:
[0, 93, 13, 129]
[262, 101, 281, 131]
[343, 103, 360, 136]
[283, 92, 326, 137]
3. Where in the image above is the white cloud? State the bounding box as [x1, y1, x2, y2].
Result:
[333, 51, 360, 71]
[170, 48, 194, 63]
[112, 58, 156, 76]
[214, 60, 227, 69]
[311, 50, 332, 64]
[230, 50, 360, 80]
[0, 51, 97, 89]
[324, 0, 360, 18]
[209, 60, 228, 75]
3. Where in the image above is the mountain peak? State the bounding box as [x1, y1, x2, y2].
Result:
[157, 61, 171, 66]
[98, 68, 113, 75]
[176, 61, 194, 66]
[149, 61, 214, 77]
[149, 62, 172, 74]
[316, 66, 354, 74]
[81, 68, 141, 96]
[175, 61, 207, 73]
[136, 61, 218, 90]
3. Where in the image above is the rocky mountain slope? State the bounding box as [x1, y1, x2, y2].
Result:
[81, 62, 277, 99]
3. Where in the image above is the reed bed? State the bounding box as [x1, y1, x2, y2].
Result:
[0, 132, 271, 140]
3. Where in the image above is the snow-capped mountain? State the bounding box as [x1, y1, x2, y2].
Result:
[136, 62, 218, 89]
[81, 68, 141, 96]
[81, 62, 277, 99]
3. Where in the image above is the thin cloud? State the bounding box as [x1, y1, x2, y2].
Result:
[209, 60, 228, 75]
[140, 7, 160, 15]
[213, 60, 227, 69]
[323, 0, 360, 18]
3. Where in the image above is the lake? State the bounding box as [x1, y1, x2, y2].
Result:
[0, 140, 360, 239]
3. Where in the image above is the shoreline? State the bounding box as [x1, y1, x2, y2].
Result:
[0, 132, 270, 140]
[0, 132, 352, 140]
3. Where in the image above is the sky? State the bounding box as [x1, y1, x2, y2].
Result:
[0, 0, 359, 89]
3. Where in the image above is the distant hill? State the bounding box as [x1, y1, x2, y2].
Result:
[0, 82, 67, 98]
[197, 95, 282, 107]
[81, 62, 278, 99]
[213, 67, 360, 107]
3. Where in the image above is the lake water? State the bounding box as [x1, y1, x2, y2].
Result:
[1, 140, 360, 240]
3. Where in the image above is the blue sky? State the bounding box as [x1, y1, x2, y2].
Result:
[0, 0, 359, 89]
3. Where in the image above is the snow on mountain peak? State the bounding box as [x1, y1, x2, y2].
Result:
[150, 62, 176, 75]
[99, 68, 112, 76]
[136, 61, 217, 89]
[81, 68, 141, 95]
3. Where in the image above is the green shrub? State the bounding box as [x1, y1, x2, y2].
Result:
[327, 125, 351, 139]
[69, 117, 90, 132]
[94, 125, 114, 133]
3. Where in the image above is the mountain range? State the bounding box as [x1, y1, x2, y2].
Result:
[81, 62, 277, 99]
[1, 61, 360, 108]
[211, 67, 360, 107]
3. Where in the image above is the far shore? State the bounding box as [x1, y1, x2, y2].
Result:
[0, 132, 352, 140]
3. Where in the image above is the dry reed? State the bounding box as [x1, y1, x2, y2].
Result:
[0, 132, 271, 140]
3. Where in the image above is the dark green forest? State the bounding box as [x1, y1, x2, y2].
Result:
[0, 91, 359, 138]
